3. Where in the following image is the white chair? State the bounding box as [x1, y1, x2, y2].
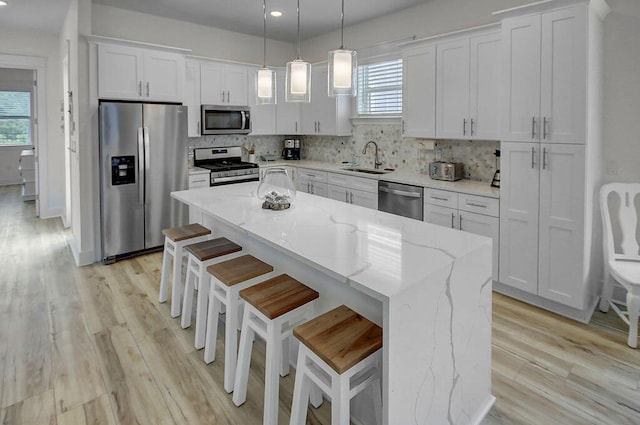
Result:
[599, 183, 640, 348]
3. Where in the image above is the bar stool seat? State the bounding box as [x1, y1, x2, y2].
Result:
[159, 223, 211, 317]
[181, 237, 243, 349]
[290, 305, 383, 425]
[204, 255, 277, 393]
[232, 274, 319, 425]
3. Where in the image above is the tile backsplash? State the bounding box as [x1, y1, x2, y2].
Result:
[188, 123, 500, 183]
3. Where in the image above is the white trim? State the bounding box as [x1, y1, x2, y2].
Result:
[84, 34, 192, 53]
[351, 116, 401, 126]
[0, 54, 48, 218]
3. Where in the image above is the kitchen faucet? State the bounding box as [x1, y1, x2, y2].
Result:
[362, 141, 383, 169]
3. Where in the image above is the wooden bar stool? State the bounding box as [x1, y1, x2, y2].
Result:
[181, 237, 243, 349]
[159, 223, 211, 317]
[289, 305, 383, 425]
[232, 274, 319, 425]
[204, 254, 277, 393]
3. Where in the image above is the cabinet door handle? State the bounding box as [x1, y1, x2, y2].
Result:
[402, 120, 405, 134]
[531, 116, 537, 139]
[531, 147, 536, 169]
[295, 121, 298, 133]
[451, 212, 455, 229]
[317, 121, 321, 133]
[463, 118, 467, 136]
[227, 91, 230, 103]
[146, 82, 150, 97]
[470, 118, 475, 136]
[221, 91, 225, 102]
[345, 192, 349, 202]
[542, 147, 548, 170]
[311, 183, 314, 194]
[350, 192, 353, 204]
[138, 81, 142, 96]
[466, 202, 487, 208]
[543, 117, 549, 139]
[196, 121, 200, 134]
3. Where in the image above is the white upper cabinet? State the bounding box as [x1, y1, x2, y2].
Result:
[402, 45, 436, 138]
[436, 31, 501, 140]
[98, 44, 184, 102]
[248, 67, 277, 135]
[502, 5, 587, 143]
[300, 65, 352, 136]
[276, 70, 301, 135]
[200, 62, 248, 106]
[184, 60, 201, 137]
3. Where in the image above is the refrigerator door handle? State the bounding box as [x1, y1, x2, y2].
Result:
[143, 127, 151, 205]
[137, 127, 145, 205]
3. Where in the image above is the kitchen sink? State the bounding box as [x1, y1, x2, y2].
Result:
[342, 167, 392, 175]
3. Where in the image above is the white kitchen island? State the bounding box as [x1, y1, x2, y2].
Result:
[172, 182, 494, 425]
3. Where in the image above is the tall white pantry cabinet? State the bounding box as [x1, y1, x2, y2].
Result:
[496, 0, 610, 321]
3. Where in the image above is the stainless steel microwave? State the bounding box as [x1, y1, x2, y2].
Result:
[201, 105, 251, 135]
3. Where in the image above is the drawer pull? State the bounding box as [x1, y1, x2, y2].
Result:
[466, 202, 487, 208]
[431, 196, 449, 201]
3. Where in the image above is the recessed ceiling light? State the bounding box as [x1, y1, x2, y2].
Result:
[270, 10, 282, 18]
[0, 1, 8, 7]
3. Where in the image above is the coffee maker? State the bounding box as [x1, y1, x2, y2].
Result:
[282, 138, 301, 160]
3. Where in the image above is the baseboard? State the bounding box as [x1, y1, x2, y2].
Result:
[69, 239, 96, 266]
[493, 282, 595, 323]
[471, 395, 497, 425]
[39, 206, 63, 219]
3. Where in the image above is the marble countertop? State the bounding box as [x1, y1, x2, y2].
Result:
[254, 159, 500, 198]
[172, 182, 492, 300]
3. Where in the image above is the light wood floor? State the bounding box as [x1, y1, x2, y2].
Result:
[0, 184, 639, 425]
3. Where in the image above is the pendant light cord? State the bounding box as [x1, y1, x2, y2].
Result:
[340, 0, 345, 49]
[262, 0, 267, 67]
[296, 0, 301, 59]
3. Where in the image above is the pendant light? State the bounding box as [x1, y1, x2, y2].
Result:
[328, 0, 357, 97]
[256, 0, 276, 104]
[285, 0, 311, 103]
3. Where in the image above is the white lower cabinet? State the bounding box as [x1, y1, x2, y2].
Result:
[188, 172, 210, 223]
[327, 173, 378, 210]
[424, 188, 499, 281]
[296, 168, 328, 197]
[499, 141, 585, 308]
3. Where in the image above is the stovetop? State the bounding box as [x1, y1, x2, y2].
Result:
[196, 160, 259, 172]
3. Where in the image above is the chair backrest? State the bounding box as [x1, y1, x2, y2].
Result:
[600, 183, 640, 263]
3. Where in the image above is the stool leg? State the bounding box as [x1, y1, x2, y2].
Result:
[181, 255, 196, 329]
[289, 349, 311, 425]
[159, 238, 172, 303]
[204, 281, 221, 364]
[264, 320, 283, 425]
[280, 336, 290, 377]
[371, 374, 383, 425]
[194, 263, 209, 349]
[171, 243, 185, 318]
[627, 292, 639, 348]
[331, 374, 350, 425]
[310, 384, 323, 409]
[232, 307, 254, 407]
[223, 291, 240, 393]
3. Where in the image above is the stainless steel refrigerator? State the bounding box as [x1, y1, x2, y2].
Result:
[99, 101, 188, 263]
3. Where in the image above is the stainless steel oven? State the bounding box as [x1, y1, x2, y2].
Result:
[193, 146, 259, 186]
[201, 105, 251, 135]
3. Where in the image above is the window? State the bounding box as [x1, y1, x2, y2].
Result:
[0, 91, 31, 145]
[356, 58, 403, 116]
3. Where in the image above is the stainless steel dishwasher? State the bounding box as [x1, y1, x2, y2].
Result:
[378, 181, 424, 220]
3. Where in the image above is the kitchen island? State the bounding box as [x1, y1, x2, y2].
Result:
[172, 182, 494, 425]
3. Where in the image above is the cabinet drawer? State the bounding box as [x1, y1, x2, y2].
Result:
[298, 168, 327, 183]
[458, 193, 499, 217]
[350, 176, 378, 193]
[424, 188, 458, 208]
[327, 172, 349, 187]
[188, 173, 210, 188]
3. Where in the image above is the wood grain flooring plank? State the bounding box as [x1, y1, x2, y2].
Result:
[56, 394, 117, 425]
[0, 389, 56, 425]
[51, 330, 106, 415]
[74, 266, 126, 336]
[93, 324, 174, 425]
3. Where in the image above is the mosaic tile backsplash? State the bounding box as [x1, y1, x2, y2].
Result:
[188, 123, 500, 183]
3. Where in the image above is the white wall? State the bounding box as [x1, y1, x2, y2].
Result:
[91, 4, 295, 66]
[0, 27, 64, 218]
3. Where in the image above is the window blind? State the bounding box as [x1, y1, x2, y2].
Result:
[356, 58, 403, 116]
[0, 91, 31, 145]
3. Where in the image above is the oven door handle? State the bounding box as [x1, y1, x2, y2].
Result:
[379, 186, 422, 198]
[211, 175, 259, 185]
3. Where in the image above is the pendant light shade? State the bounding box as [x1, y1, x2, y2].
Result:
[328, 0, 357, 97]
[286, 0, 311, 103]
[256, 0, 276, 104]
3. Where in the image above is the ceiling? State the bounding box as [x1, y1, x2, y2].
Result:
[0, 0, 431, 41]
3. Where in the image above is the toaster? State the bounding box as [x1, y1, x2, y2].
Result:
[429, 162, 464, 181]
